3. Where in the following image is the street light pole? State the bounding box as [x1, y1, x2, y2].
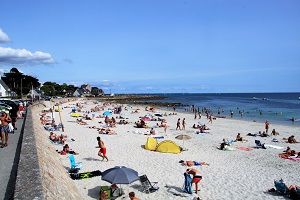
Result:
[21, 78, 23, 99]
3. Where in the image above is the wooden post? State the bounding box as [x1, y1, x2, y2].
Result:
[58, 105, 64, 132]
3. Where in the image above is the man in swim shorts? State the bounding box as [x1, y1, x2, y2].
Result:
[187, 168, 202, 194]
[179, 160, 209, 167]
[96, 136, 109, 161]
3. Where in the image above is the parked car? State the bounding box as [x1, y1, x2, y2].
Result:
[0, 103, 12, 110]
[0, 100, 19, 110]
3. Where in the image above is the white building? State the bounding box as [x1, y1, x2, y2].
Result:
[0, 79, 11, 97]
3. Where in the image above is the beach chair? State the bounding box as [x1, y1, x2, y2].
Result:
[274, 180, 288, 195]
[69, 155, 82, 170]
[255, 140, 266, 149]
[139, 175, 159, 193]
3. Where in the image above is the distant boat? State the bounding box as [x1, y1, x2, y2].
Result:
[263, 98, 268, 100]
[252, 97, 257, 100]
[299, 97, 300, 100]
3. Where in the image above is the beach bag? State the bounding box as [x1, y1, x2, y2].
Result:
[8, 123, 14, 133]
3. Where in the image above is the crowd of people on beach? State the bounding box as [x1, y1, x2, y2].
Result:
[37, 99, 300, 200]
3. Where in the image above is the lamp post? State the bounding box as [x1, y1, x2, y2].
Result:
[20, 78, 23, 99]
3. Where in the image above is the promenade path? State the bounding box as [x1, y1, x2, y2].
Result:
[0, 117, 25, 200]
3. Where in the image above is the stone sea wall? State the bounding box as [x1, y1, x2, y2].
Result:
[14, 103, 83, 200]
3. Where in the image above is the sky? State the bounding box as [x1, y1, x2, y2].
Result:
[0, 0, 299, 94]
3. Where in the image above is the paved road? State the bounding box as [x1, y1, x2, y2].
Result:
[0, 117, 25, 200]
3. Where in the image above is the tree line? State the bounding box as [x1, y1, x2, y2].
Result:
[2, 68, 77, 97]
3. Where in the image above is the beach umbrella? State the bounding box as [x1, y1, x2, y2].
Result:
[101, 166, 139, 185]
[175, 134, 191, 150]
[103, 110, 112, 116]
[70, 113, 82, 117]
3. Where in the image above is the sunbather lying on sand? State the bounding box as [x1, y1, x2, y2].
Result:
[219, 141, 235, 150]
[284, 147, 292, 156]
[179, 160, 209, 166]
[268, 180, 300, 198]
[77, 118, 88, 125]
[247, 133, 258, 137]
[119, 119, 129, 124]
[288, 135, 298, 143]
[135, 120, 147, 128]
[258, 131, 269, 137]
[49, 132, 67, 144]
[99, 128, 117, 135]
[192, 124, 210, 130]
[157, 122, 166, 127]
[88, 126, 98, 129]
[61, 144, 79, 155]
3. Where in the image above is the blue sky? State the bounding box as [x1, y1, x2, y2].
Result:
[0, 0, 299, 94]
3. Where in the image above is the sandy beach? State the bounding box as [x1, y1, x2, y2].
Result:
[39, 98, 300, 200]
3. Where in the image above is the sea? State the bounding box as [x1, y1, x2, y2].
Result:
[143, 93, 300, 126]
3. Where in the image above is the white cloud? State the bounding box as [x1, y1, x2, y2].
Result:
[0, 47, 55, 65]
[0, 29, 11, 43]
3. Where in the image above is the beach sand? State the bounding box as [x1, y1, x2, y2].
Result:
[42, 99, 300, 200]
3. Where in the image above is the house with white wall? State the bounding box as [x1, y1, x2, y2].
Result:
[0, 79, 11, 97]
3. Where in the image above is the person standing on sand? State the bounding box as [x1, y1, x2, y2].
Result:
[265, 120, 270, 133]
[208, 115, 213, 124]
[176, 118, 181, 130]
[187, 168, 202, 194]
[164, 124, 168, 133]
[182, 118, 186, 130]
[96, 136, 109, 161]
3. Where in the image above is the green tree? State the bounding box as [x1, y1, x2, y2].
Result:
[1, 68, 40, 97]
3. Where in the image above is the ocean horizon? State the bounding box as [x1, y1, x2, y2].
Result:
[137, 92, 300, 126]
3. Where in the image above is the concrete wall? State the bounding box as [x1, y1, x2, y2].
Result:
[14, 103, 83, 200]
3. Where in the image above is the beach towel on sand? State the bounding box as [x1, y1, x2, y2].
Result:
[279, 154, 300, 161]
[263, 144, 284, 149]
[182, 172, 193, 194]
[70, 170, 102, 180]
[237, 146, 253, 151]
